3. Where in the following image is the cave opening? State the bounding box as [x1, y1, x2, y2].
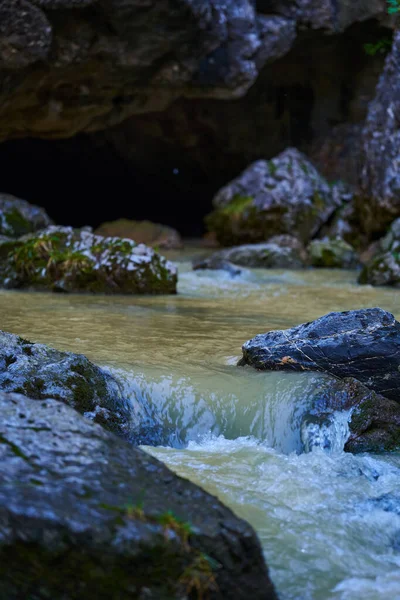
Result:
[0, 136, 217, 239]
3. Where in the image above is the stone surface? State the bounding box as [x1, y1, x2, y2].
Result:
[308, 238, 358, 268]
[95, 219, 182, 250]
[0, 225, 177, 294]
[0, 329, 131, 437]
[0, 193, 53, 237]
[359, 218, 400, 286]
[193, 256, 244, 277]
[206, 149, 343, 246]
[358, 30, 400, 237]
[239, 308, 400, 401]
[0, 391, 276, 599]
[194, 236, 308, 270]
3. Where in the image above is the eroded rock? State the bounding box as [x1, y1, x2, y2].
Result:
[0, 193, 52, 237]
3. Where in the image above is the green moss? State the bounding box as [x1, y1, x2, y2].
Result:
[3, 208, 32, 237]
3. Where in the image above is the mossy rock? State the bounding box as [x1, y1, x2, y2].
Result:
[308, 238, 358, 268]
[0, 226, 177, 294]
[0, 193, 52, 237]
[358, 251, 400, 286]
[95, 219, 183, 249]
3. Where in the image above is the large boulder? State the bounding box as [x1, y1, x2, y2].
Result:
[193, 235, 308, 270]
[358, 30, 400, 237]
[206, 149, 344, 246]
[359, 218, 400, 286]
[0, 193, 52, 237]
[0, 226, 177, 294]
[0, 329, 131, 437]
[0, 391, 276, 599]
[307, 238, 358, 268]
[239, 308, 400, 401]
[95, 219, 183, 250]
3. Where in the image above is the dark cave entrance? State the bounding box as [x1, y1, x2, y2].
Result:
[0, 136, 217, 238]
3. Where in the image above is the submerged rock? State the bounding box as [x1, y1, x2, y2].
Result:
[359, 218, 400, 286]
[95, 219, 183, 250]
[193, 256, 244, 277]
[206, 148, 343, 246]
[0, 329, 131, 437]
[308, 238, 358, 268]
[0, 226, 177, 294]
[0, 193, 52, 237]
[0, 391, 276, 599]
[239, 308, 400, 402]
[194, 236, 308, 270]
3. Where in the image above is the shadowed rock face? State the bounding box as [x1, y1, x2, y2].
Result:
[359, 218, 400, 286]
[0, 391, 276, 599]
[239, 308, 400, 402]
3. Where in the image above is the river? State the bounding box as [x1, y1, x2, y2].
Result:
[0, 253, 399, 600]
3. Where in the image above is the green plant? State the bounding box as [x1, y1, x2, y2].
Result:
[178, 553, 219, 600]
[364, 38, 393, 56]
[388, 0, 400, 14]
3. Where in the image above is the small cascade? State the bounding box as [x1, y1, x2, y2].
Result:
[301, 409, 353, 454]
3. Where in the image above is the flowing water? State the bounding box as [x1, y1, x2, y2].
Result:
[0, 253, 400, 600]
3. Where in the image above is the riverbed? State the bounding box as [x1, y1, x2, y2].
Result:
[0, 257, 399, 600]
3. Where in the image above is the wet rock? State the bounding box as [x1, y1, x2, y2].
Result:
[359, 218, 400, 286]
[0, 193, 52, 237]
[0, 329, 131, 437]
[206, 148, 343, 246]
[358, 31, 400, 237]
[308, 238, 358, 268]
[95, 219, 182, 250]
[0, 391, 276, 600]
[193, 257, 244, 277]
[194, 235, 308, 270]
[239, 307, 400, 401]
[0, 226, 177, 294]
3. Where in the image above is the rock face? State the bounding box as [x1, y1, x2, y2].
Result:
[0, 391, 276, 599]
[194, 236, 308, 270]
[307, 238, 358, 268]
[358, 30, 400, 237]
[95, 219, 182, 250]
[0, 329, 131, 437]
[239, 308, 400, 402]
[0, 193, 52, 237]
[0, 226, 177, 294]
[206, 148, 343, 246]
[359, 218, 400, 286]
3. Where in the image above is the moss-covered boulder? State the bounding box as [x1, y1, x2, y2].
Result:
[206, 148, 343, 246]
[308, 238, 358, 268]
[0, 226, 177, 294]
[0, 329, 131, 437]
[0, 192, 53, 237]
[0, 391, 276, 599]
[359, 218, 400, 286]
[95, 219, 183, 250]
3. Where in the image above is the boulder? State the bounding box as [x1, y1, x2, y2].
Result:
[0, 226, 177, 294]
[307, 238, 358, 268]
[359, 218, 400, 286]
[0, 193, 52, 237]
[0, 391, 276, 599]
[95, 219, 183, 250]
[193, 257, 244, 277]
[206, 149, 343, 246]
[0, 329, 131, 437]
[194, 235, 308, 270]
[239, 308, 400, 401]
[358, 30, 400, 237]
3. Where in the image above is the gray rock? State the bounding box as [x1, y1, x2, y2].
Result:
[193, 257, 244, 277]
[194, 235, 308, 269]
[206, 148, 343, 245]
[0, 193, 52, 237]
[0, 391, 276, 599]
[358, 30, 400, 236]
[0, 329, 131, 438]
[308, 238, 358, 268]
[359, 218, 400, 286]
[0, 225, 177, 294]
[239, 308, 400, 401]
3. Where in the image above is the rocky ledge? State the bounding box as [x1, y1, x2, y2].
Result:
[0, 391, 276, 599]
[0, 225, 177, 294]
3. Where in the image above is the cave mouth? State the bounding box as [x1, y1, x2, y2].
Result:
[0, 136, 217, 239]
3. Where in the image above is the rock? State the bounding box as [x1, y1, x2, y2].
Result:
[0, 193, 52, 237]
[206, 148, 343, 246]
[239, 307, 400, 401]
[194, 235, 308, 270]
[0, 391, 276, 599]
[358, 31, 400, 237]
[0, 0, 296, 141]
[0, 329, 131, 437]
[193, 257, 244, 277]
[307, 238, 358, 268]
[359, 218, 400, 286]
[95, 219, 182, 250]
[0, 226, 177, 294]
